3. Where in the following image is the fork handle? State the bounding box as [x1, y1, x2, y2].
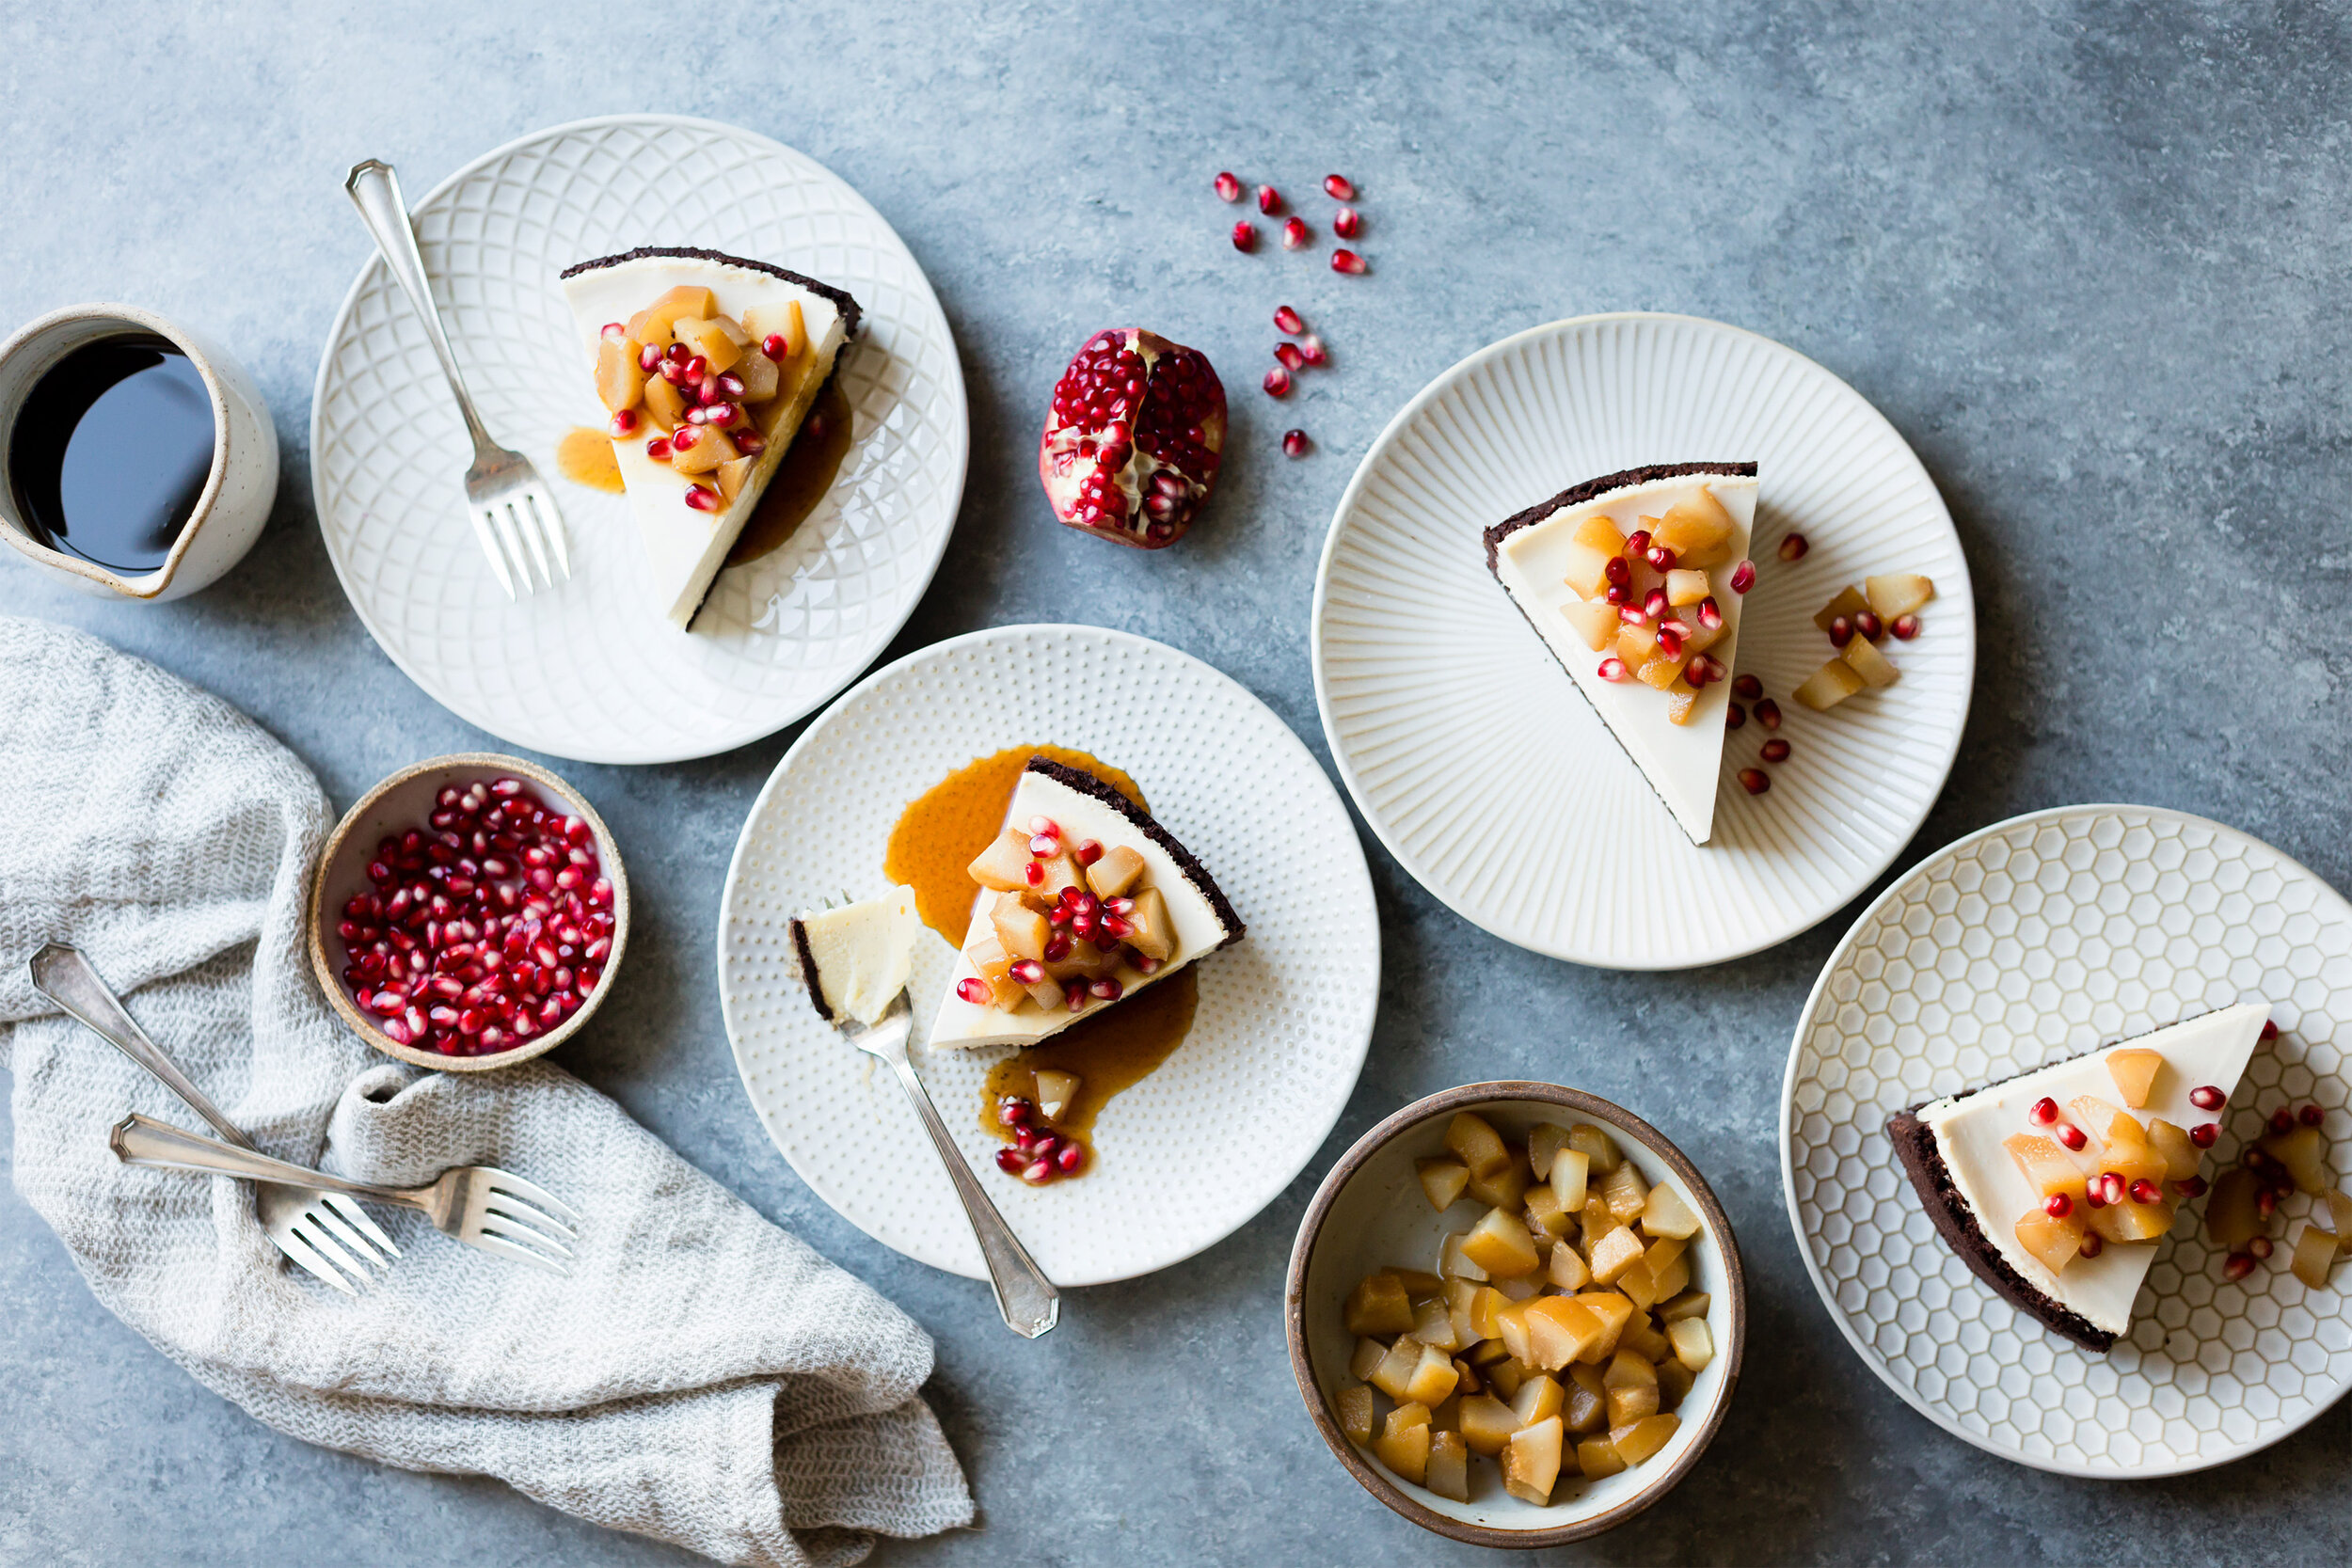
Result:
[108, 1113, 421, 1209]
[342, 158, 499, 460]
[882, 1053, 1060, 1338]
[31, 944, 259, 1151]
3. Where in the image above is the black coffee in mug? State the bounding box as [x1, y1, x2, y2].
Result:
[7, 333, 215, 574]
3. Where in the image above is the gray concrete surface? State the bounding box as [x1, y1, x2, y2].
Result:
[2, 1, 2347, 1563]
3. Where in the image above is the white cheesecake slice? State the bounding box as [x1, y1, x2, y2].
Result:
[560, 247, 857, 629]
[790, 886, 919, 1027]
[1893, 1003, 2269, 1351]
[927, 759, 1242, 1051]
[1485, 463, 1757, 844]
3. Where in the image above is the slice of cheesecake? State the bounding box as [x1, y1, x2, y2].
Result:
[1888, 1002, 2270, 1353]
[1484, 463, 1758, 844]
[927, 759, 1243, 1051]
[790, 886, 919, 1026]
[560, 246, 860, 629]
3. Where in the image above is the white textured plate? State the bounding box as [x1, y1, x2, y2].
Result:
[312, 116, 966, 764]
[1311, 313, 1974, 968]
[716, 625, 1380, 1285]
[1782, 804, 2352, 1476]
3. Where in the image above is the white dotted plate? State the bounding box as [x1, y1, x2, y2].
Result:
[716, 625, 1380, 1285]
[311, 116, 966, 764]
[1311, 313, 1974, 968]
[1782, 804, 2352, 1475]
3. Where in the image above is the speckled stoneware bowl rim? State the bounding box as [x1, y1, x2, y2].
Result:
[306, 752, 630, 1072]
[1285, 1081, 1748, 1549]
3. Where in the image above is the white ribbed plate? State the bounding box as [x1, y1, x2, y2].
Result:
[1311, 314, 1974, 968]
[312, 116, 966, 764]
[716, 625, 1380, 1285]
[1783, 805, 2352, 1475]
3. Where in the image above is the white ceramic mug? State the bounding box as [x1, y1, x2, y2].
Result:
[0, 302, 278, 601]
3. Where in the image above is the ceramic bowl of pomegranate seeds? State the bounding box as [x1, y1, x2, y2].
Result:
[1286, 1082, 1745, 1546]
[307, 753, 629, 1071]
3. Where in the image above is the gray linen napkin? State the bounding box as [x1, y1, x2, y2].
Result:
[0, 615, 973, 1567]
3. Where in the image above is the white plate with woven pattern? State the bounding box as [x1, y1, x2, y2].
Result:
[1311, 313, 1973, 968]
[1782, 804, 2352, 1475]
[716, 625, 1380, 1285]
[311, 116, 966, 764]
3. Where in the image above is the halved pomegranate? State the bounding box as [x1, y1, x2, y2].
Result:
[1039, 328, 1227, 548]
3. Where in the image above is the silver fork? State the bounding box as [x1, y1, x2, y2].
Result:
[29, 943, 402, 1295]
[838, 993, 1059, 1338]
[342, 157, 570, 599]
[109, 1113, 580, 1276]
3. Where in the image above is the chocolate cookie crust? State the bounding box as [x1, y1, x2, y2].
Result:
[1023, 758, 1245, 951]
[561, 246, 863, 337]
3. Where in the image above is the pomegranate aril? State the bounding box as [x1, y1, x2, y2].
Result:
[2043, 1192, 2073, 1218]
[1738, 768, 1770, 796]
[996, 1147, 1026, 1175]
[1297, 334, 1327, 366]
[2076, 1231, 2104, 1259]
[1256, 183, 1281, 214]
[2098, 1173, 2126, 1207]
[2172, 1174, 2207, 1197]
[1232, 221, 1258, 252]
[2129, 1178, 2163, 1205]
[609, 408, 640, 437]
[2188, 1085, 2226, 1111]
[1854, 610, 1883, 641]
[1215, 170, 1242, 202]
[1755, 699, 1782, 730]
[1728, 559, 1756, 595]
[1281, 216, 1310, 249]
[2224, 1252, 2255, 1280]
[1760, 738, 1791, 763]
[1274, 304, 1305, 335]
[1323, 173, 1356, 200]
[1263, 366, 1292, 397]
[1891, 613, 1921, 641]
[1828, 615, 1853, 648]
[761, 333, 790, 360]
[1333, 206, 1361, 239]
[1697, 597, 1723, 630]
[1727, 702, 1747, 729]
[1642, 588, 1669, 621]
[1645, 543, 1677, 572]
[956, 977, 991, 1005]
[2029, 1096, 2059, 1126]
[2056, 1122, 2087, 1151]
[638, 342, 661, 372]
[1623, 529, 1651, 558]
[2299, 1104, 2324, 1126]
[1598, 657, 1630, 682]
[1777, 532, 1809, 562]
[2249, 1235, 2275, 1259]
[1330, 248, 1366, 274]
[1275, 341, 1306, 372]
[1282, 428, 1310, 458]
[2269, 1106, 2295, 1134]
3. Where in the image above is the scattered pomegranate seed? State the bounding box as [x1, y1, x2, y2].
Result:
[2299, 1104, 2324, 1126]
[1274, 304, 1305, 335]
[1854, 610, 1884, 641]
[2257, 1188, 2279, 1217]
[1645, 543, 1677, 572]
[1263, 366, 1292, 397]
[2078, 1232, 2104, 1259]
[2129, 1178, 2163, 1205]
[1738, 768, 1771, 796]
[2189, 1085, 2226, 1111]
[2043, 1192, 2073, 1218]
[1297, 333, 1327, 366]
[2270, 1107, 2296, 1134]
[2249, 1235, 2275, 1259]
[1275, 341, 1306, 372]
[2224, 1252, 2255, 1280]
[2057, 1122, 2087, 1151]
[1256, 184, 1282, 214]
[2029, 1096, 2059, 1126]
[2246, 1148, 2273, 1171]
[1282, 428, 1310, 458]
[1891, 613, 1921, 641]
[1732, 673, 1764, 701]
[1828, 615, 1854, 648]
[1215, 171, 1242, 202]
[1597, 657, 1630, 682]
[1281, 216, 1310, 249]
[1778, 532, 1809, 562]
[1323, 173, 1356, 200]
[1333, 206, 1361, 239]
[1697, 597, 1723, 630]
[1761, 738, 1791, 763]
[684, 484, 720, 513]
[1728, 559, 1756, 594]
[1232, 221, 1259, 252]
[1726, 702, 1747, 729]
[1755, 698, 1782, 730]
[1330, 248, 1366, 274]
[956, 977, 991, 1005]
[2172, 1174, 2207, 1197]
[2259, 1020, 2279, 1041]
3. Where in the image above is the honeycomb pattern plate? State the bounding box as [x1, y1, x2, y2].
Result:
[1782, 804, 2351, 1475]
[716, 625, 1381, 1285]
[1311, 313, 1974, 969]
[311, 116, 966, 764]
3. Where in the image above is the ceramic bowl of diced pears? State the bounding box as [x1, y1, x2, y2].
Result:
[1284, 1083, 1745, 1545]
